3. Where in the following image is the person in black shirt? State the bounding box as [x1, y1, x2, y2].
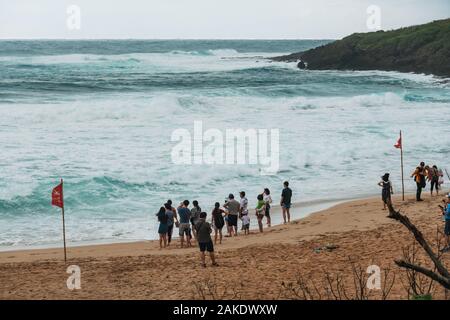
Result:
[281, 181, 292, 223]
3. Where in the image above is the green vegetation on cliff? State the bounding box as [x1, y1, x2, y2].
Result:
[273, 19, 450, 77]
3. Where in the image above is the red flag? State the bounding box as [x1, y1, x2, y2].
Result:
[394, 136, 402, 149]
[51, 181, 64, 209]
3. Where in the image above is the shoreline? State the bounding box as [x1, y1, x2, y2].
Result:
[0, 191, 422, 263]
[0, 193, 376, 255]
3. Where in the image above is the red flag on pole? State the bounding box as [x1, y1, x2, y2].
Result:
[51, 181, 64, 208]
[394, 135, 402, 149]
[395, 131, 405, 201]
[51, 179, 67, 262]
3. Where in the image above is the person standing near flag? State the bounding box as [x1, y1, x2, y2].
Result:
[429, 165, 441, 196]
[378, 173, 393, 210]
[411, 162, 426, 201]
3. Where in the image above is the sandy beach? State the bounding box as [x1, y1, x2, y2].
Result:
[1, 191, 449, 300]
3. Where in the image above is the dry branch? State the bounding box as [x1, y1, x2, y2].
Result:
[387, 201, 450, 290]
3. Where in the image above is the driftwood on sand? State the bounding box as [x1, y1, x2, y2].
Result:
[387, 201, 450, 290]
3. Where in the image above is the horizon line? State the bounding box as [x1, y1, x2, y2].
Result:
[0, 38, 338, 41]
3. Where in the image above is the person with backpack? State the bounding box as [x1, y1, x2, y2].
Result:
[194, 212, 219, 268]
[411, 162, 426, 201]
[430, 165, 440, 196]
[378, 173, 393, 210]
[211, 202, 225, 244]
[156, 206, 168, 249]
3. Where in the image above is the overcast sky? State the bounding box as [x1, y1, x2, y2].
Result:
[0, 0, 448, 39]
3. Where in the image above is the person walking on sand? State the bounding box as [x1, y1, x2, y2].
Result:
[378, 173, 393, 210]
[190, 200, 202, 239]
[156, 207, 168, 249]
[411, 162, 426, 201]
[165, 202, 177, 246]
[281, 181, 292, 223]
[263, 188, 273, 227]
[224, 193, 240, 237]
[430, 165, 441, 196]
[177, 200, 192, 248]
[211, 202, 225, 244]
[255, 194, 265, 233]
[194, 212, 219, 267]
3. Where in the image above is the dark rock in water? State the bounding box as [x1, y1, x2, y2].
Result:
[272, 18, 450, 77]
[297, 60, 307, 69]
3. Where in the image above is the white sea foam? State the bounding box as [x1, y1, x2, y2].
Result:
[1, 46, 449, 248]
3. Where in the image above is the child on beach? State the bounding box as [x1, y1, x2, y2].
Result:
[378, 173, 393, 210]
[255, 194, 265, 233]
[241, 211, 250, 235]
[194, 212, 218, 268]
[211, 202, 225, 244]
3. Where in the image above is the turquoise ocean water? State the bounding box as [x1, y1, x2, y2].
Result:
[0, 40, 449, 249]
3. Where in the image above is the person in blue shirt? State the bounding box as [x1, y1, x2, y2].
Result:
[441, 195, 450, 252]
[177, 200, 192, 248]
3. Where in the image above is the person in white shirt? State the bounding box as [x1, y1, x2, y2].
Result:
[262, 188, 273, 227]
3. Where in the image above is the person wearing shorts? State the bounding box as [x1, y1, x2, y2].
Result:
[224, 193, 240, 236]
[177, 200, 192, 248]
[281, 181, 292, 223]
[194, 212, 218, 267]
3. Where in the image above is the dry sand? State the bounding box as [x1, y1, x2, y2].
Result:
[1, 192, 449, 300]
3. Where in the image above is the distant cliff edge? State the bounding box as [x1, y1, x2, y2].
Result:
[272, 19, 450, 77]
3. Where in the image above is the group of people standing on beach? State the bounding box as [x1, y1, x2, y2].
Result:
[155, 181, 293, 267]
[378, 162, 450, 252]
[378, 162, 445, 209]
[411, 162, 444, 201]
